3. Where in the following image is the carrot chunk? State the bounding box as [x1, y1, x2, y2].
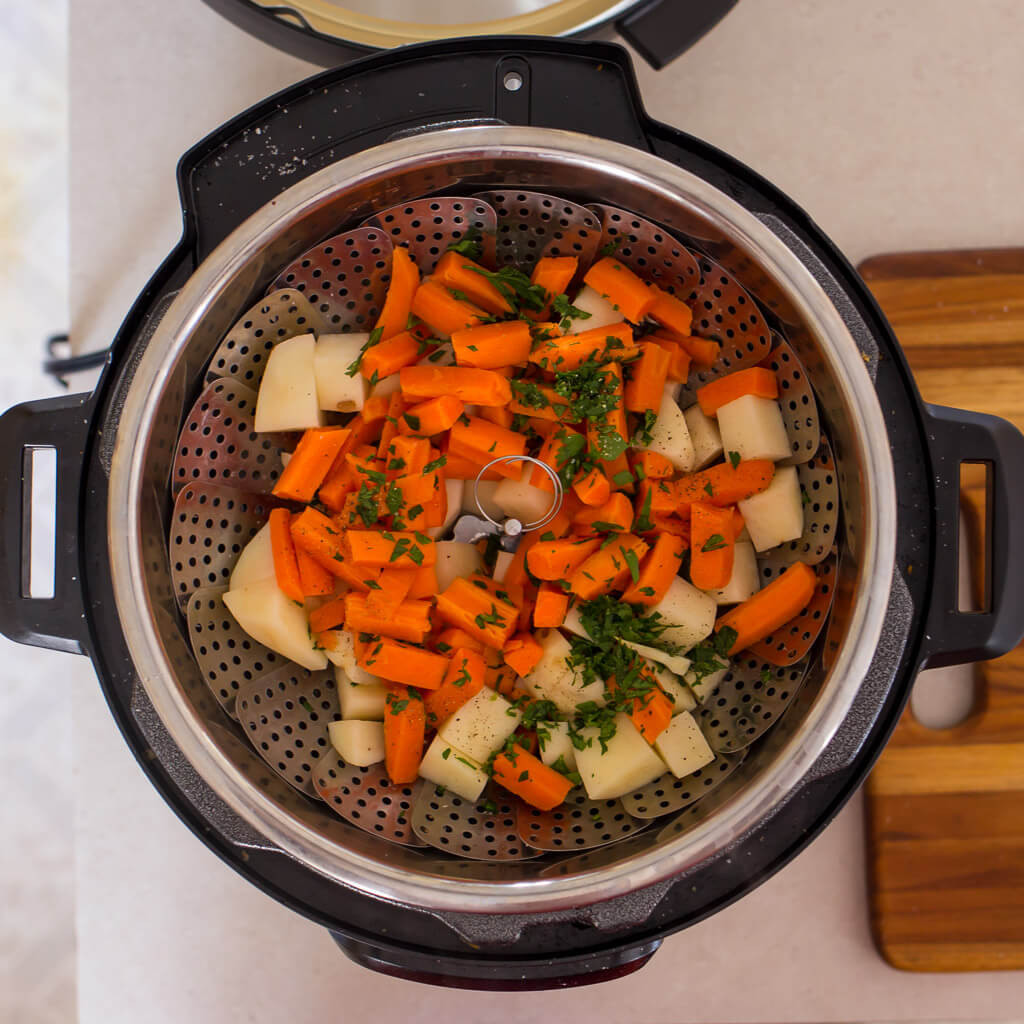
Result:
[529, 321, 637, 373]
[272, 427, 351, 504]
[529, 256, 578, 320]
[532, 584, 569, 629]
[384, 685, 426, 784]
[621, 532, 686, 606]
[344, 530, 436, 569]
[409, 279, 486, 337]
[433, 251, 514, 315]
[434, 577, 519, 649]
[648, 286, 694, 336]
[360, 326, 435, 381]
[624, 342, 672, 414]
[569, 533, 649, 601]
[572, 492, 634, 535]
[527, 537, 602, 581]
[399, 365, 512, 407]
[423, 648, 487, 726]
[688, 502, 736, 591]
[269, 508, 304, 602]
[448, 416, 526, 477]
[502, 632, 544, 677]
[491, 744, 573, 810]
[675, 460, 775, 509]
[583, 257, 658, 323]
[361, 637, 449, 689]
[696, 367, 779, 417]
[716, 562, 817, 654]
[451, 319, 532, 369]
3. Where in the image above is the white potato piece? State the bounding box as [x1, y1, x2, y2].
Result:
[710, 539, 760, 604]
[683, 403, 724, 469]
[567, 284, 623, 333]
[425, 478, 465, 540]
[521, 629, 605, 713]
[324, 628, 383, 686]
[739, 465, 803, 552]
[538, 722, 577, 771]
[716, 394, 790, 463]
[328, 720, 385, 767]
[558, 672, 607, 710]
[223, 581, 327, 671]
[644, 661, 696, 714]
[575, 713, 668, 800]
[435, 541, 483, 592]
[254, 333, 324, 433]
[650, 576, 717, 651]
[439, 688, 522, 763]
[314, 334, 369, 412]
[280, 451, 292, 467]
[334, 666, 389, 720]
[461, 478, 504, 521]
[654, 712, 715, 778]
[560, 604, 588, 640]
[621, 639, 691, 679]
[492, 466, 552, 525]
[645, 391, 696, 472]
[492, 550, 515, 583]
[230, 523, 275, 589]
[417, 736, 489, 801]
[685, 661, 730, 703]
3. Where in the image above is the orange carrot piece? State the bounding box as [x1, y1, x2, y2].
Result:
[408, 562, 438, 601]
[587, 362, 631, 490]
[272, 427, 351, 503]
[423, 648, 487, 726]
[527, 537, 602, 581]
[689, 502, 736, 591]
[360, 326, 435, 382]
[435, 627, 484, 654]
[268, 508, 305, 602]
[529, 425, 583, 492]
[383, 685, 426, 784]
[466, 573, 524, 614]
[572, 492, 634, 535]
[375, 246, 421, 341]
[631, 449, 675, 480]
[608, 670, 673, 743]
[528, 321, 637, 372]
[376, 391, 407, 461]
[451, 320, 532, 369]
[636, 477, 679, 519]
[529, 256, 578, 320]
[533, 584, 569, 629]
[440, 447, 505, 481]
[491, 744, 573, 811]
[396, 395, 464, 437]
[361, 637, 449, 690]
[651, 513, 690, 542]
[621, 532, 686, 606]
[508, 381, 570, 422]
[648, 337, 691, 381]
[583, 257, 658, 323]
[716, 562, 817, 654]
[386, 435, 431, 475]
[479, 403, 513, 430]
[295, 543, 336, 597]
[448, 416, 526, 478]
[409, 279, 486, 337]
[654, 328, 718, 369]
[435, 577, 519, 649]
[308, 593, 348, 633]
[399, 365, 512, 407]
[648, 286, 694, 336]
[572, 464, 611, 507]
[674, 460, 775, 509]
[361, 393, 391, 427]
[624, 342, 672, 414]
[433, 251, 514, 316]
[365, 566, 416, 616]
[502, 632, 544, 677]
[344, 592, 433, 644]
[344, 530, 436, 569]
[569, 533, 649, 601]
[697, 367, 779, 417]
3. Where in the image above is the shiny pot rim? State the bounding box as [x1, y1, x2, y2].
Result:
[108, 126, 897, 914]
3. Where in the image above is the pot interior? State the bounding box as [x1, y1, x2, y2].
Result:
[114, 129, 890, 908]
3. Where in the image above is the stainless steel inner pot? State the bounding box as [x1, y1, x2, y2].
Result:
[107, 126, 896, 914]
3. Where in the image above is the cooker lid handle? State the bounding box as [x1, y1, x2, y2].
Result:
[919, 403, 1024, 668]
[0, 393, 93, 655]
[616, 0, 740, 70]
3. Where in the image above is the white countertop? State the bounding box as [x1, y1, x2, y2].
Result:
[67, 1, 1024, 1020]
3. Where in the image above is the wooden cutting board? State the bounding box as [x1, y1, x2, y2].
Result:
[861, 248, 1024, 972]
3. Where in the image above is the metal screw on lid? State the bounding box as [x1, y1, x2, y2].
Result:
[453, 455, 564, 549]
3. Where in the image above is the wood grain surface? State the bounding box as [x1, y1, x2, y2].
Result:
[861, 248, 1024, 972]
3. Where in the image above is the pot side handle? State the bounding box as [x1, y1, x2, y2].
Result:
[616, 0, 740, 70]
[0, 393, 92, 655]
[919, 403, 1024, 668]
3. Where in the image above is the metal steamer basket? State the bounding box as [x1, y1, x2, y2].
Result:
[2, 40, 1022, 988]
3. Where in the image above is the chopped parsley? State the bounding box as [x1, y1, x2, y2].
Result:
[728, 450, 742, 469]
[446, 226, 483, 261]
[467, 264, 546, 312]
[701, 533, 727, 552]
[344, 325, 384, 377]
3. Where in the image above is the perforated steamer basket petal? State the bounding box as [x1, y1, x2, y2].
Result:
[206, 289, 325, 386]
[171, 378, 284, 496]
[516, 790, 644, 852]
[269, 227, 392, 330]
[620, 752, 746, 819]
[235, 665, 340, 798]
[169, 482, 271, 606]
[475, 189, 602, 273]
[764, 334, 821, 465]
[313, 751, 425, 847]
[186, 586, 283, 719]
[362, 197, 497, 273]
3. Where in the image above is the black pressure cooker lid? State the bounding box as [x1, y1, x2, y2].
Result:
[200, 0, 739, 69]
